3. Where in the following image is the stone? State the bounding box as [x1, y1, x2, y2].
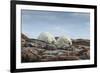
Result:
[44, 44, 57, 50]
[21, 47, 41, 62]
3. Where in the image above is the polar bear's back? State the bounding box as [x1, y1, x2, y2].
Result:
[38, 32, 56, 44]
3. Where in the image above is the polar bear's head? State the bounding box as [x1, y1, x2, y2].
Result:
[38, 32, 56, 44]
[56, 36, 72, 48]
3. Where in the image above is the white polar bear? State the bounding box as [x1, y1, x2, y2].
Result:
[56, 35, 72, 48]
[38, 32, 56, 44]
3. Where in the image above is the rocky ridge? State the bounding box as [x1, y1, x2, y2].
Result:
[21, 33, 90, 62]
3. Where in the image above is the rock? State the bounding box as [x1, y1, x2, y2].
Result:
[32, 47, 46, 55]
[21, 47, 41, 62]
[72, 39, 90, 46]
[43, 50, 59, 55]
[59, 56, 80, 60]
[41, 55, 58, 61]
[26, 43, 34, 47]
[57, 52, 69, 57]
[21, 33, 29, 41]
[79, 50, 90, 59]
[44, 44, 57, 50]
[21, 33, 90, 62]
[30, 39, 47, 49]
[21, 38, 27, 47]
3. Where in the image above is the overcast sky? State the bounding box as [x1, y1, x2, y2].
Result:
[21, 10, 90, 39]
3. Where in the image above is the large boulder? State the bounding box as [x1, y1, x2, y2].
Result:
[44, 44, 57, 50]
[21, 47, 41, 62]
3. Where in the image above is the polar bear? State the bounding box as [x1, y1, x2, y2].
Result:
[56, 35, 72, 48]
[38, 32, 56, 44]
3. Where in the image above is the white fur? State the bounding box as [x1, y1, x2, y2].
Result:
[56, 36, 72, 48]
[38, 32, 56, 44]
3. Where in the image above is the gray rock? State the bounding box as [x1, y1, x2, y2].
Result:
[21, 47, 41, 62]
[44, 44, 57, 50]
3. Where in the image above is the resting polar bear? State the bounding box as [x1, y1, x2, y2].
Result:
[38, 32, 72, 48]
[56, 36, 72, 48]
[38, 32, 56, 44]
